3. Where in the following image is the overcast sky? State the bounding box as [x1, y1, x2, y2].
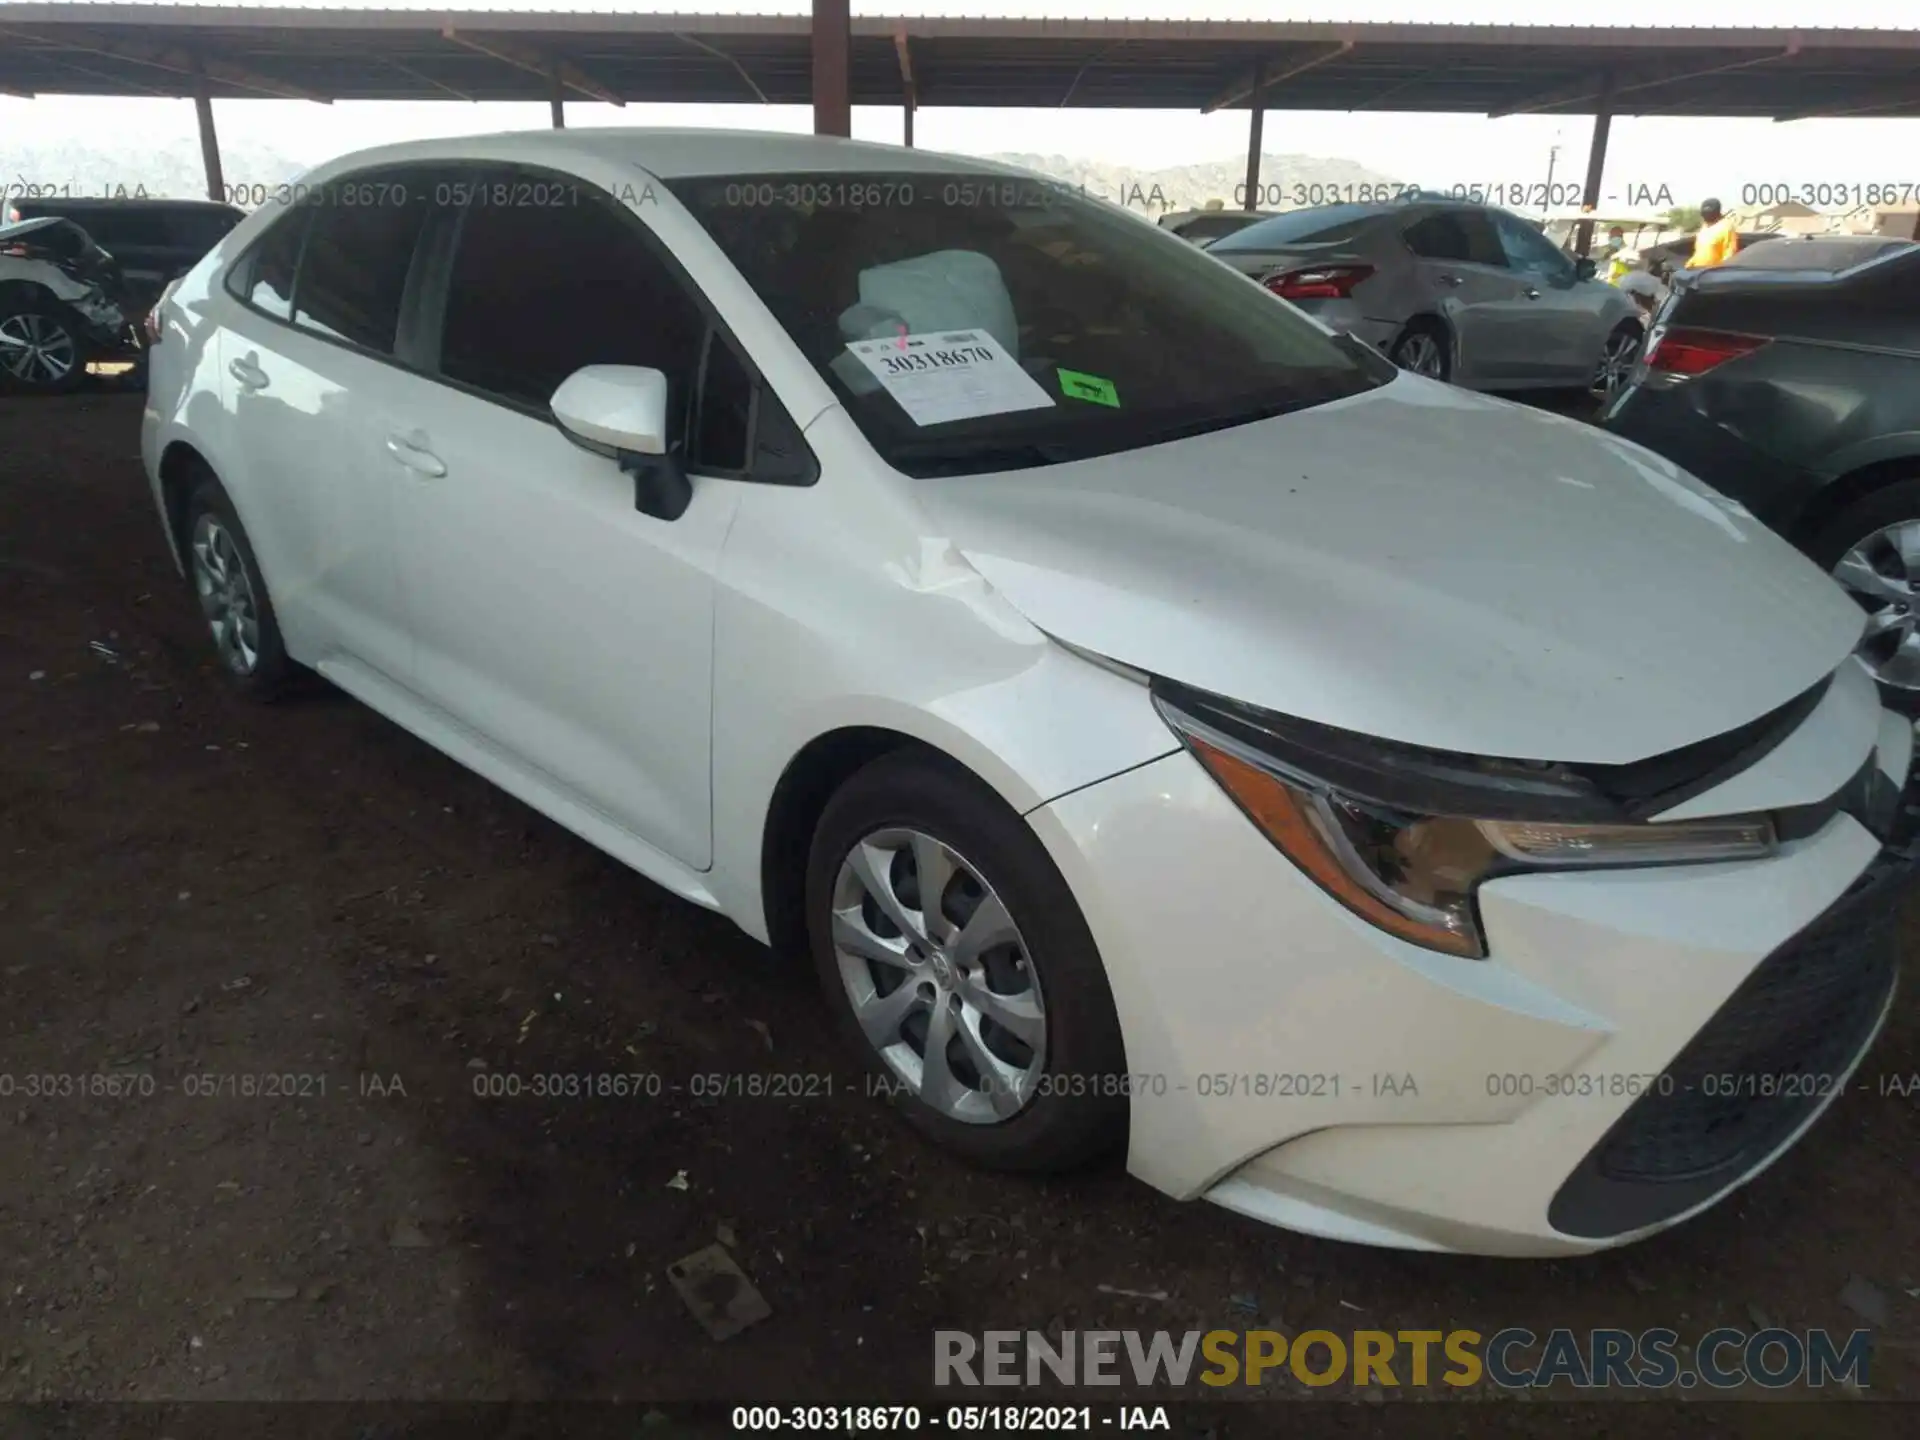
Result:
[4, 0, 1918, 206]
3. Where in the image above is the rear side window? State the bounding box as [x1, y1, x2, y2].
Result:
[293, 188, 432, 354]
[1405, 211, 1506, 267]
[230, 207, 310, 320]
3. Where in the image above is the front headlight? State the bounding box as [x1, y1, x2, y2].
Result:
[1154, 683, 1776, 959]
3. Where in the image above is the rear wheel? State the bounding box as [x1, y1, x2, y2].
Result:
[182, 472, 295, 700]
[0, 297, 83, 394]
[1808, 476, 1920, 711]
[1390, 320, 1451, 382]
[805, 751, 1127, 1172]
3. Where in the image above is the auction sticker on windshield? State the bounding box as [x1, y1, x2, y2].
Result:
[845, 328, 1055, 427]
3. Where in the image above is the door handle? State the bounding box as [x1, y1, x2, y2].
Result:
[228, 355, 269, 390]
[384, 431, 447, 478]
[1523, 286, 1542, 300]
[1437, 273, 1464, 287]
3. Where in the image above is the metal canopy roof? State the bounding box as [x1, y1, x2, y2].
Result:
[1, 8, 1918, 119]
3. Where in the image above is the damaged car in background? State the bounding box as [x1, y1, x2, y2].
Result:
[0, 215, 140, 393]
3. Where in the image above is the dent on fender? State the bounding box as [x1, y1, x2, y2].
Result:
[884, 535, 1048, 647]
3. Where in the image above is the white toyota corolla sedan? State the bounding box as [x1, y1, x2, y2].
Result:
[142, 129, 1910, 1256]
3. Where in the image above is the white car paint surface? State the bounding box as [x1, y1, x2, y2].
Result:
[142, 127, 1909, 1257]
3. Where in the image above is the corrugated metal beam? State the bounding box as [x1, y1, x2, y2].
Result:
[673, 32, 768, 104]
[439, 26, 624, 106]
[1489, 44, 1801, 118]
[1204, 40, 1352, 114]
[1774, 81, 1920, 122]
[0, 24, 329, 101]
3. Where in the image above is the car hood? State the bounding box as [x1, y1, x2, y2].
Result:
[913, 376, 1864, 765]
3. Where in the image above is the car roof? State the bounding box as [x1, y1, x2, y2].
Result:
[301, 127, 1035, 184]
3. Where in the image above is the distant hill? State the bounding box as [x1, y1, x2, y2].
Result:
[982, 151, 1408, 213]
[4, 139, 312, 205]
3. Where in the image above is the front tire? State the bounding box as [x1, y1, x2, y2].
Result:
[1808, 476, 1920, 713]
[182, 472, 295, 700]
[805, 751, 1128, 1173]
[0, 296, 84, 394]
[1591, 320, 1643, 401]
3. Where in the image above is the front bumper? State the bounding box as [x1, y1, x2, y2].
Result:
[1028, 663, 1912, 1255]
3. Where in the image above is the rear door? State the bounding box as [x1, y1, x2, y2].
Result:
[1400, 208, 1519, 386]
[217, 172, 434, 684]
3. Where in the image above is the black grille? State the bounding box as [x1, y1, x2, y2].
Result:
[1549, 857, 1907, 1240]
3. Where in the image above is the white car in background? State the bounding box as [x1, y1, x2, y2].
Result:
[141, 129, 1910, 1256]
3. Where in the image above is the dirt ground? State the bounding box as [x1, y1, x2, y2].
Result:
[1, 392, 1915, 1431]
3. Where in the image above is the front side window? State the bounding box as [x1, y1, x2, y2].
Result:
[669, 172, 1393, 477]
[1491, 210, 1574, 281]
[437, 188, 706, 420]
[292, 181, 432, 353]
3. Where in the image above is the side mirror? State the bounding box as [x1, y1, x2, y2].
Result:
[1573, 256, 1597, 281]
[550, 364, 692, 521]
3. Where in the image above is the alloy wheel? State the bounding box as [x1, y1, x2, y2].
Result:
[1591, 328, 1641, 399]
[829, 827, 1047, 1124]
[1833, 520, 1920, 691]
[190, 512, 261, 676]
[1395, 332, 1444, 378]
[0, 311, 77, 387]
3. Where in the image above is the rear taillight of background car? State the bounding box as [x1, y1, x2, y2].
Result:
[143, 278, 182, 346]
[1262, 264, 1375, 301]
[1643, 327, 1769, 378]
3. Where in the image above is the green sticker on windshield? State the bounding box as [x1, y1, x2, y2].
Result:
[1058, 369, 1120, 407]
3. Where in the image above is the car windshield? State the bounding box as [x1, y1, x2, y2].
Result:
[668, 172, 1393, 477]
[1206, 204, 1385, 253]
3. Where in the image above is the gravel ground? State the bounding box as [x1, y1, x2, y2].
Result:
[0, 391, 1914, 1433]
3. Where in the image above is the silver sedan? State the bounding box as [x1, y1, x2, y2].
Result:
[1206, 200, 1645, 397]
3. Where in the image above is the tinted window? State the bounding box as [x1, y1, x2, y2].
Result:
[693, 332, 754, 474]
[1405, 210, 1506, 267]
[76, 210, 172, 250]
[1210, 204, 1383, 252]
[671, 171, 1392, 479]
[438, 187, 706, 420]
[169, 209, 243, 256]
[1491, 210, 1574, 279]
[292, 188, 430, 353]
[233, 208, 309, 320]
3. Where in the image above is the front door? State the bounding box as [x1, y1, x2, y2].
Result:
[383, 172, 743, 870]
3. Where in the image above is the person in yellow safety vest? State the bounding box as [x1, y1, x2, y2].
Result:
[1601, 226, 1632, 283]
[1687, 198, 1741, 269]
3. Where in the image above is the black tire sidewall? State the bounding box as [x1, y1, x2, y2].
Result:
[1806, 475, 1920, 715]
[804, 751, 1128, 1173]
[183, 474, 294, 700]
